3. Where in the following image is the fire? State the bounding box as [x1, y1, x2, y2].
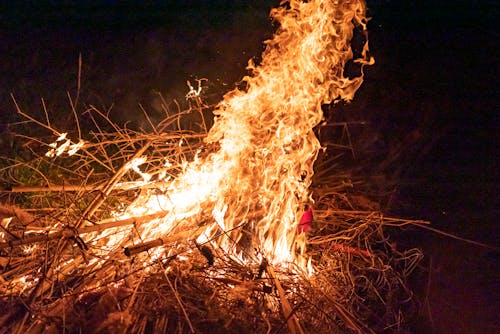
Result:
[22, 0, 372, 283]
[94, 0, 373, 272]
[0, 4, 427, 331]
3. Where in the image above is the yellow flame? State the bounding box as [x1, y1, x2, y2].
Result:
[100, 0, 371, 272]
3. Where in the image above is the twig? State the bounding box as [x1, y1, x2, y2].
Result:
[67, 91, 82, 140]
[7, 181, 167, 193]
[163, 269, 195, 333]
[326, 243, 372, 258]
[0, 212, 167, 251]
[410, 222, 500, 252]
[266, 264, 304, 334]
[322, 294, 374, 334]
[11, 94, 61, 135]
[78, 139, 154, 227]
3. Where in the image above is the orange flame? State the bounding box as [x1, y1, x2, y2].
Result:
[102, 0, 373, 272]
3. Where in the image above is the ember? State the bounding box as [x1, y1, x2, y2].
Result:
[0, 1, 424, 333]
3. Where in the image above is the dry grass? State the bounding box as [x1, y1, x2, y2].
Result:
[0, 95, 424, 334]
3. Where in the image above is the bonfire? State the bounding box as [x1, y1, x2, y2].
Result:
[0, 1, 424, 333]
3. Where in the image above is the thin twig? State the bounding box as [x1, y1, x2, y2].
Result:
[266, 264, 304, 334]
[0, 212, 167, 250]
[163, 269, 195, 333]
[411, 222, 500, 252]
[7, 180, 170, 193]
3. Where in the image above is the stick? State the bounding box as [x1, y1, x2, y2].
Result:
[163, 268, 195, 333]
[77, 140, 154, 227]
[265, 264, 304, 334]
[326, 243, 372, 258]
[7, 181, 171, 193]
[124, 238, 164, 257]
[26, 141, 157, 301]
[411, 222, 500, 252]
[0, 212, 168, 251]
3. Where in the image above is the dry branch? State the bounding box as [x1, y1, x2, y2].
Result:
[0, 212, 168, 251]
[266, 263, 305, 334]
[7, 181, 169, 193]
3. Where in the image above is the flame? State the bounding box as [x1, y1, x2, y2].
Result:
[97, 0, 372, 272]
[45, 132, 85, 157]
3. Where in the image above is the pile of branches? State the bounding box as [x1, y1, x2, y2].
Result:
[0, 97, 424, 333]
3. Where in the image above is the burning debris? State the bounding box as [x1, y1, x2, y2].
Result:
[0, 0, 424, 333]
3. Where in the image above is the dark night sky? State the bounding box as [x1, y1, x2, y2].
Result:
[0, 1, 498, 331]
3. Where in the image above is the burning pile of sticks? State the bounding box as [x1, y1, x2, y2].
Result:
[0, 1, 426, 332]
[0, 97, 424, 333]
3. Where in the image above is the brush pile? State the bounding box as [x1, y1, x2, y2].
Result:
[0, 97, 423, 334]
[0, 1, 426, 332]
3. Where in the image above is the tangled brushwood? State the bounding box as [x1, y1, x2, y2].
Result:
[0, 98, 424, 334]
[0, 1, 426, 333]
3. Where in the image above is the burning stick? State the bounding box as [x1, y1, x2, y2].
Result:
[77, 141, 155, 227]
[265, 263, 305, 334]
[25, 140, 160, 302]
[0, 1, 425, 333]
[7, 181, 170, 193]
[0, 212, 167, 250]
[124, 238, 164, 257]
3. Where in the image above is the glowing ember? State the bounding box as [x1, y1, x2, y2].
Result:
[90, 0, 374, 273]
